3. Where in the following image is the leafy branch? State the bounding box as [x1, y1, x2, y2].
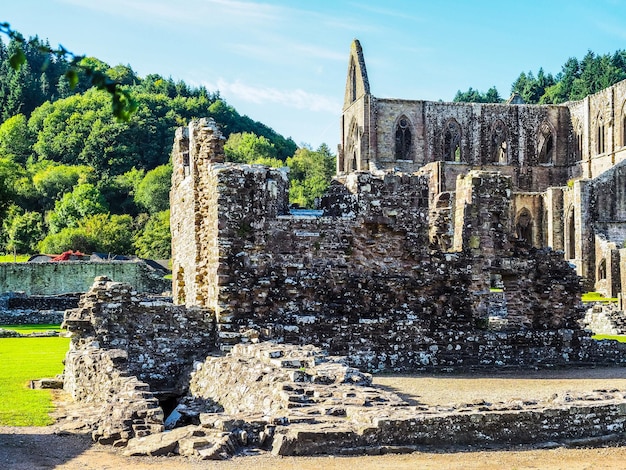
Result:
[0, 22, 137, 121]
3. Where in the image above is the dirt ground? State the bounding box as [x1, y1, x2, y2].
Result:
[3, 367, 626, 469]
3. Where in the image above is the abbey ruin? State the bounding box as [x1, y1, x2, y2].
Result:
[57, 40, 626, 457]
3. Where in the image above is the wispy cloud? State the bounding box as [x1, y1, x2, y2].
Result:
[205, 78, 340, 113]
[348, 2, 427, 23]
[59, 0, 280, 25]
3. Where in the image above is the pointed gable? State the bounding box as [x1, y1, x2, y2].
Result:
[343, 39, 370, 110]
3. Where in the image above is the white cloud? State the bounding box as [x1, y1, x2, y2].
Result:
[59, 0, 280, 25]
[205, 78, 340, 113]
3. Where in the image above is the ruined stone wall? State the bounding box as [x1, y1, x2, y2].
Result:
[170, 147, 616, 370]
[340, 95, 372, 172]
[368, 99, 573, 182]
[567, 79, 626, 179]
[63, 345, 165, 445]
[0, 261, 168, 296]
[63, 277, 215, 394]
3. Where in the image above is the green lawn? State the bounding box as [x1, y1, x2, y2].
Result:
[1, 324, 62, 335]
[592, 334, 626, 343]
[582, 291, 618, 303]
[0, 254, 29, 263]
[0, 336, 70, 426]
[0, 323, 61, 335]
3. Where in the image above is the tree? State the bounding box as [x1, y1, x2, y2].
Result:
[80, 213, 135, 254]
[224, 132, 278, 163]
[453, 86, 502, 103]
[286, 144, 335, 208]
[38, 226, 95, 254]
[3, 207, 44, 254]
[0, 113, 32, 162]
[134, 164, 172, 214]
[134, 209, 171, 258]
[31, 162, 94, 209]
[47, 182, 108, 233]
[1, 23, 137, 121]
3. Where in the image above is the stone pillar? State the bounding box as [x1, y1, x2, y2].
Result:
[452, 171, 513, 256]
[171, 118, 225, 307]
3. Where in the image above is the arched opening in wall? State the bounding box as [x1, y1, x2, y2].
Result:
[567, 206, 576, 260]
[537, 122, 555, 164]
[443, 119, 462, 162]
[350, 62, 357, 103]
[577, 133, 583, 161]
[491, 120, 508, 164]
[515, 208, 533, 245]
[596, 114, 605, 154]
[395, 116, 412, 160]
[598, 258, 607, 280]
[345, 119, 360, 172]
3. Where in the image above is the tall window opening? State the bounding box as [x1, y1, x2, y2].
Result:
[350, 63, 357, 103]
[538, 122, 555, 164]
[598, 258, 607, 280]
[395, 116, 412, 160]
[515, 209, 533, 244]
[443, 119, 462, 162]
[491, 120, 508, 164]
[567, 207, 576, 260]
[597, 114, 605, 154]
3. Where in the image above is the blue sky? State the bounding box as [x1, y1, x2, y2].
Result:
[3, 0, 626, 151]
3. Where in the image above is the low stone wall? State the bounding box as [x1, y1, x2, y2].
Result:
[63, 345, 165, 445]
[0, 261, 169, 296]
[0, 292, 81, 325]
[273, 391, 626, 455]
[122, 342, 626, 458]
[583, 303, 626, 335]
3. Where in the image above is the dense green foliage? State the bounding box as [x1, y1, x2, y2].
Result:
[453, 86, 502, 103]
[0, 34, 338, 259]
[454, 49, 626, 104]
[224, 133, 335, 208]
[0, 336, 70, 425]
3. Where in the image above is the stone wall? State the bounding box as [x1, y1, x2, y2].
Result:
[63, 277, 215, 394]
[63, 345, 165, 445]
[169, 122, 626, 371]
[0, 261, 169, 296]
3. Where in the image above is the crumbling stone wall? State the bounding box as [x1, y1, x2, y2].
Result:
[63, 345, 165, 445]
[170, 121, 625, 371]
[64, 277, 215, 392]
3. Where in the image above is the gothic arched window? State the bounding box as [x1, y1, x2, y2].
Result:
[395, 116, 412, 160]
[491, 120, 508, 164]
[443, 119, 462, 162]
[538, 122, 555, 164]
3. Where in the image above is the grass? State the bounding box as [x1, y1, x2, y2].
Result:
[581, 291, 618, 303]
[0, 336, 70, 426]
[592, 334, 626, 343]
[0, 254, 29, 263]
[1, 324, 62, 335]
